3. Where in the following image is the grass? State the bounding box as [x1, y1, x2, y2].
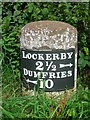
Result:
[2, 65, 90, 119]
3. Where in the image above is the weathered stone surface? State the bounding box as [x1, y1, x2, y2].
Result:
[20, 21, 77, 50]
[20, 21, 77, 98]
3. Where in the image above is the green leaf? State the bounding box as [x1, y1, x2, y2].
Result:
[14, 10, 20, 16]
[28, 3, 34, 13]
[79, 52, 84, 58]
[2, 17, 11, 32]
[87, 62, 90, 67]
[35, 8, 41, 15]
[14, 4, 20, 10]
[85, 56, 90, 60]
[42, 8, 49, 16]
[78, 58, 87, 69]
[84, 47, 89, 55]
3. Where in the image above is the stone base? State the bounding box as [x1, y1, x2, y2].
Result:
[22, 86, 75, 100]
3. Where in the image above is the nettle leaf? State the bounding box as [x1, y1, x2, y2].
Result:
[72, 16, 78, 23]
[58, 4, 62, 8]
[85, 56, 90, 60]
[14, 3, 20, 10]
[79, 52, 84, 58]
[87, 62, 90, 67]
[28, 3, 34, 13]
[78, 58, 87, 69]
[84, 47, 89, 55]
[42, 8, 49, 16]
[14, 10, 20, 17]
[35, 8, 41, 15]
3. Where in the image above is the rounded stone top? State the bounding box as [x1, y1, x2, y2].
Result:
[21, 20, 77, 33]
[20, 21, 77, 50]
